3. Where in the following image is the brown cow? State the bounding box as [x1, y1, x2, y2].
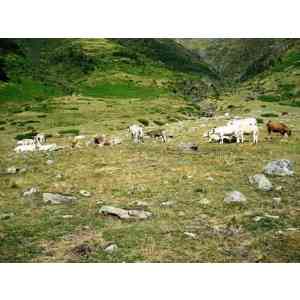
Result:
[266, 120, 291, 137]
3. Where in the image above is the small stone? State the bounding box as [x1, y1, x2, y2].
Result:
[183, 232, 197, 239]
[46, 160, 54, 165]
[249, 174, 272, 191]
[62, 215, 73, 219]
[275, 186, 283, 191]
[264, 160, 294, 176]
[79, 190, 91, 197]
[104, 243, 118, 254]
[23, 187, 39, 197]
[43, 193, 77, 204]
[199, 198, 210, 205]
[178, 211, 185, 217]
[19, 168, 27, 174]
[135, 201, 149, 207]
[178, 142, 199, 152]
[55, 173, 63, 179]
[7, 166, 18, 174]
[161, 201, 175, 207]
[224, 191, 247, 204]
[207, 176, 214, 181]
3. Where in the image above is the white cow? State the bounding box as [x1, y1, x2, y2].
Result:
[16, 139, 36, 146]
[227, 118, 258, 144]
[34, 133, 46, 145]
[129, 125, 144, 143]
[208, 124, 243, 144]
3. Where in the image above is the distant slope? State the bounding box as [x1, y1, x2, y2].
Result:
[176, 39, 298, 83]
[0, 38, 219, 103]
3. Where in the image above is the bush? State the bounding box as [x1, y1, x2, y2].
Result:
[153, 120, 166, 126]
[261, 113, 279, 118]
[15, 131, 37, 140]
[58, 129, 80, 136]
[257, 118, 264, 124]
[138, 118, 150, 126]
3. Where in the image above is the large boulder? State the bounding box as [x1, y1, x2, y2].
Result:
[249, 174, 272, 191]
[224, 191, 247, 204]
[43, 193, 77, 204]
[263, 160, 294, 176]
[99, 206, 152, 220]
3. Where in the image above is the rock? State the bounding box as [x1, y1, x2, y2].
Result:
[249, 174, 272, 191]
[134, 201, 149, 207]
[161, 201, 175, 207]
[99, 206, 152, 220]
[263, 160, 294, 176]
[104, 243, 118, 254]
[62, 215, 73, 219]
[273, 197, 282, 205]
[199, 198, 210, 205]
[79, 190, 91, 197]
[178, 142, 199, 152]
[207, 176, 214, 181]
[0, 213, 14, 220]
[275, 186, 283, 191]
[43, 193, 77, 204]
[178, 211, 185, 217]
[46, 160, 54, 165]
[224, 191, 247, 204]
[23, 187, 39, 197]
[55, 173, 63, 179]
[7, 166, 18, 174]
[184, 232, 197, 239]
[19, 168, 27, 174]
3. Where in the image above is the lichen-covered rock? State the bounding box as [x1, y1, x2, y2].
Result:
[224, 191, 247, 204]
[264, 160, 294, 176]
[99, 206, 152, 220]
[249, 174, 272, 191]
[43, 193, 77, 204]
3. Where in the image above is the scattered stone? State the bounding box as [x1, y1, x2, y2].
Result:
[79, 190, 91, 197]
[46, 159, 54, 165]
[249, 174, 273, 191]
[207, 176, 214, 181]
[199, 198, 210, 205]
[224, 191, 247, 204]
[99, 206, 152, 220]
[178, 142, 199, 152]
[134, 201, 149, 207]
[178, 211, 185, 217]
[254, 214, 280, 222]
[273, 197, 282, 205]
[6, 166, 18, 174]
[264, 160, 294, 176]
[161, 201, 175, 207]
[62, 215, 73, 219]
[23, 187, 39, 197]
[104, 243, 118, 254]
[183, 232, 197, 239]
[19, 168, 27, 174]
[55, 173, 63, 179]
[43, 193, 77, 204]
[0, 213, 14, 220]
[275, 186, 283, 191]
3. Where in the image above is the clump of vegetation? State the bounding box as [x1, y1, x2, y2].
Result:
[261, 112, 279, 118]
[15, 131, 37, 140]
[0, 126, 5, 131]
[257, 118, 264, 124]
[153, 120, 166, 126]
[138, 118, 150, 126]
[58, 128, 80, 136]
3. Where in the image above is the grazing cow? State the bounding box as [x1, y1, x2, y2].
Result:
[14, 143, 38, 153]
[129, 125, 144, 143]
[208, 124, 242, 144]
[16, 139, 36, 146]
[266, 120, 291, 137]
[145, 129, 167, 143]
[228, 118, 258, 144]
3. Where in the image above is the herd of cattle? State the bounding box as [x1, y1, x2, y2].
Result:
[13, 117, 292, 153]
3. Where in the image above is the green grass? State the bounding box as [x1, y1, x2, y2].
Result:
[80, 81, 167, 99]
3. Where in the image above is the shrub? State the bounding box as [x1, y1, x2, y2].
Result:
[138, 118, 150, 126]
[153, 120, 166, 126]
[58, 129, 80, 136]
[257, 118, 264, 124]
[15, 131, 37, 140]
[261, 113, 279, 118]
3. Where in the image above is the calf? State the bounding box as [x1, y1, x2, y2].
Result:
[129, 125, 144, 143]
[266, 120, 291, 137]
[145, 129, 167, 143]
